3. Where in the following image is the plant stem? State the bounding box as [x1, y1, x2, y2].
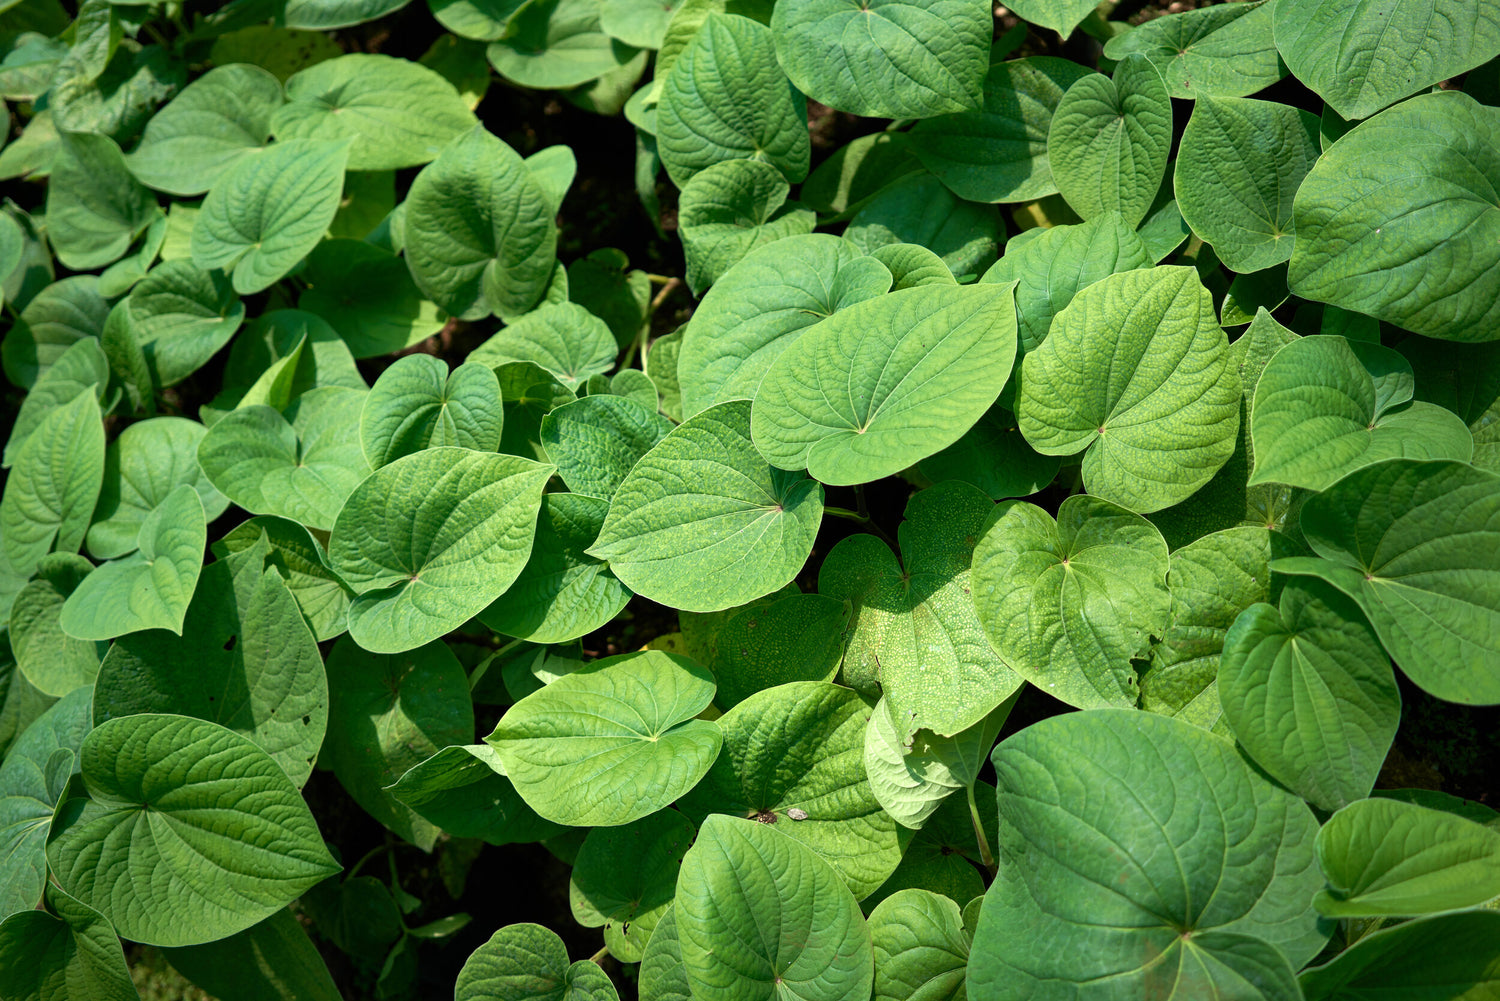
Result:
[620, 277, 681, 370]
[824, 501, 899, 552]
[345, 842, 389, 880]
[968, 784, 997, 875]
[589, 944, 610, 964]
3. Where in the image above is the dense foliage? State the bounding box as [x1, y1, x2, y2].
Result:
[1, 0, 1499, 998]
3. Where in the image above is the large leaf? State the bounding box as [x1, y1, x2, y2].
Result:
[1275, 459, 1500, 704]
[1273, 0, 1500, 121]
[1314, 797, 1500, 918]
[868, 889, 971, 1001]
[0, 883, 135, 1001]
[191, 138, 349, 294]
[1249, 335, 1473, 491]
[328, 447, 551, 653]
[1102, 0, 1286, 99]
[486, 0, 641, 92]
[589, 400, 823, 613]
[86, 416, 228, 560]
[0, 393, 104, 580]
[1299, 911, 1500, 1001]
[160, 908, 342, 1001]
[752, 283, 1018, 486]
[638, 905, 690, 1001]
[404, 127, 557, 321]
[273, 54, 476, 170]
[1288, 92, 1500, 344]
[970, 494, 1171, 709]
[570, 810, 694, 962]
[675, 814, 874, 1001]
[1174, 96, 1321, 273]
[45, 130, 158, 272]
[769, 0, 988, 119]
[123, 63, 283, 196]
[654, 13, 807, 188]
[1017, 265, 1240, 513]
[47, 714, 340, 947]
[455, 923, 618, 1001]
[907, 58, 1093, 204]
[487, 650, 722, 827]
[678, 681, 905, 899]
[1218, 577, 1399, 812]
[126, 259, 245, 389]
[968, 710, 1327, 1001]
[1048, 55, 1171, 228]
[819, 482, 1020, 741]
[359, 354, 503, 468]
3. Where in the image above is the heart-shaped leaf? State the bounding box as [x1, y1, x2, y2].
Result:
[1102, 0, 1285, 99]
[126, 260, 246, 389]
[570, 810, 694, 962]
[3, 337, 108, 469]
[677, 158, 816, 295]
[9, 555, 103, 698]
[0, 392, 104, 580]
[359, 355, 503, 468]
[470, 302, 617, 390]
[0, 883, 134, 1001]
[86, 416, 229, 560]
[456, 923, 618, 1001]
[486, 0, 641, 92]
[868, 889, 971, 1001]
[540, 394, 673, 501]
[45, 130, 158, 272]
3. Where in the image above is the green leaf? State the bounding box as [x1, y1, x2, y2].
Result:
[677, 158, 816, 295]
[1102, 0, 1285, 99]
[1249, 336, 1473, 491]
[820, 482, 1021, 741]
[89, 544, 327, 788]
[86, 417, 228, 560]
[324, 637, 473, 849]
[0, 687, 91, 921]
[678, 681, 904, 898]
[471, 303, 618, 391]
[209, 26, 342, 81]
[570, 810, 694, 962]
[283, 0, 413, 29]
[799, 131, 924, 218]
[126, 259, 245, 389]
[567, 248, 651, 349]
[752, 284, 1018, 486]
[917, 406, 1060, 501]
[638, 905, 690, 1001]
[870, 243, 956, 289]
[1018, 265, 1241, 513]
[386, 744, 566, 845]
[298, 239, 442, 358]
[1173, 97, 1320, 273]
[45, 130, 157, 272]
[272, 54, 477, 170]
[540, 394, 673, 500]
[213, 516, 352, 642]
[360, 355, 503, 468]
[0, 883, 135, 1001]
[1299, 912, 1500, 1001]
[123, 63, 283, 196]
[1048, 55, 1172, 228]
[907, 57, 1094, 204]
[971, 494, 1171, 709]
[159, 908, 342, 1001]
[0, 393, 104, 579]
[862, 694, 1012, 830]
[845, 174, 1001, 278]
[675, 814, 874, 1001]
[868, 889, 970, 1001]
[329, 447, 552, 653]
[769, 0, 988, 119]
[589, 400, 823, 612]
[1219, 578, 1399, 811]
[1399, 337, 1500, 473]
[678, 234, 890, 419]
[1222, 263, 1291, 327]
[430, 0, 528, 41]
[1289, 92, 1500, 343]
[191, 138, 350, 295]
[682, 591, 848, 710]
[1314, 797, 1500, 918]
[861, 782, 991, 911]
[486, 0, 641, 91]
[1276, 459, 1500, 704]
[9, 555, 102, 698]
[57, 483, 204, 641]
[3, 336, 108, 469]
[2, 276, 108, 391]
[969, 709, 1327, 1001]
[655, 13, 807, 188]
[645, 328, 684, 421]
[47, 714, 341, 947]
[486, 650, 722, 827]
[1273, 0, 1500, 121]
[601, 0, 681, 48]
[197, 386, 370, 531]
[456, 923, 619, 1001]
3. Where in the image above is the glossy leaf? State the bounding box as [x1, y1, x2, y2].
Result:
[126, 260, 245, 389]
[360, 355, 503, 468]
[455, 923, 619, 1001]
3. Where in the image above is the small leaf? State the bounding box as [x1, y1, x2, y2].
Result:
[86, 416, 229, 560]
[470, 302, 617, 390]
[486, 0, 641, 92]
[456, 923, 619, 1001]
[0, 393, 105, 580]
[541, 394, 673, 501]
[677, 158, 816, 295]
[1103, 0, 1285, 99]
[0, 883, 135, 1001]
[127, 259, 246, 389]
[360, 355, 504, 468]
[45, 130, 157, 271]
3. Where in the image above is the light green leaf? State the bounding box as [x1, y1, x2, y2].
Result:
[455, 923, 619, 1001]
[431, 0, 529, 41]
[0, 883, 135, 1001]
[752, 283, 1018, 486]
[191, 138, 350, 295]
[678, 813, 872, 1001]
[1288, 92, 1500, 344]
[283, 0, 413, 28]
[47, 714, 341, 947]
[86, 417, 228, 560]
[45, 130, 157, 272]
[3, 337, 108, 469]
[126, 259, 245, 389]
[1276, 459, 1500, 705]
[870, 243, 955, 289]
[57, 484, 204, 641]
[213, 516, 352, 642]
[273, 53, 477, 170]
[1018, 265, 1240, 513]
[908, 57, 1094, 204]
[524, 145, 578, 216]
[9, 555, 102, 698]
[645, 328, 683, 421]
[869, 889, 970, 1001]
[844, 174, 1001, 277]
[197, 386, 370, 531]
[971, 494, 1171, 709]
[540, 394, 673, 500]
[209, 26, 342, 81]
[678, 681, 904, 899]
[1299, 911, 1500, 1001]
[969, 710, 1327, 1001]
[298, 239, 442, 358]
[655, 13, 807, 188]
[862, 694, 1013, 830]
[571, 810, 694, 962]
[1273, 0, 1500, 121]
[89, 542, 328, 788]
[0, 393, 104, 579]
[638, 905, 689, 1001]
[769, 0, 988, 119]
[471, 303, 619, 390]
[1048, 55, 1172, 228]
[486, 0, 641, 91]
[682, 591, 848, 710]
[678, 233, 890, 419]
[1174, 96, 1320, 273]
[123, 63, 283, 196]
[360, 355, 503, 468]
[677, 158, 816, 295]
[329, 447, 552, 653]
[1314, 797, 1500, 918]
[324, 637, 473, 849]
[2, 276, 107, 391]
[820, 481, 1021, 741]
[1249, 335, 1473, 491]
[1103, 0, 1285, 99]
[160, 908, 342, 1001]
[600, 0, 681, 48]
[486, 650, 723, 827]
[386, 744, 566, 846]
[589, 400, 823, 612]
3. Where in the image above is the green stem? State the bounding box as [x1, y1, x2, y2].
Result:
[824, 503, 899, 552]
[620, 276, 681, 370]
[345, 842, 389, 880]
[589, 944, 610, 965]
[968, 784, 996, 875]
